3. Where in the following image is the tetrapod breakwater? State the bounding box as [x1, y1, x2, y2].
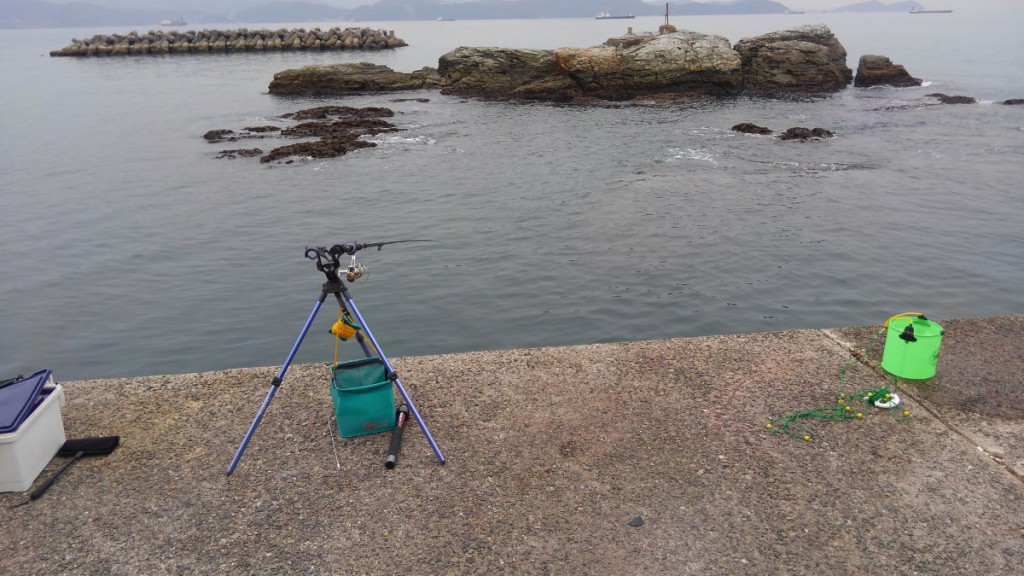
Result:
[49, 27, 407, 57]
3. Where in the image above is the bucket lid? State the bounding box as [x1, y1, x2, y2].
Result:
[0, 369, 52, 434]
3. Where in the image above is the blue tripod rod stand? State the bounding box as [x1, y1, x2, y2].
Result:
[227, 243, 446, 475]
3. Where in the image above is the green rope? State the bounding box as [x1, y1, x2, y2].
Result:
[767, 327, 913, 441]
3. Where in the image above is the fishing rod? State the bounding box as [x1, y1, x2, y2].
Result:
[305, 240, 439, 282]
[227, 239, 446, 475]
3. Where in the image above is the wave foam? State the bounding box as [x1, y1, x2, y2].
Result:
[668, 147, 718, 165]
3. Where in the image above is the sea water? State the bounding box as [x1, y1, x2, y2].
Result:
[0, 11, 1022, 380]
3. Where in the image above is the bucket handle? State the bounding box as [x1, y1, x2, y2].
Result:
[884, 312, 926, 328]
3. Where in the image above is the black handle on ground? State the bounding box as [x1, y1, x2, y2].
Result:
[29, 436, 120, 501]
[384, 405, 410, 469]
[30, 451, 84, 500]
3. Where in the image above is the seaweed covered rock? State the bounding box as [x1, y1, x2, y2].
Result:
[207, 105, 403, 164]
[259, 140, 376, 164]
[732, 123, 773, 135]
[779, 127, 835, 141]
[927, 93, 977, 104]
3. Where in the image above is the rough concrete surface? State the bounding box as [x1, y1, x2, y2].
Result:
[2, 315, 1022, 575]
[831, 314, 1024, 478]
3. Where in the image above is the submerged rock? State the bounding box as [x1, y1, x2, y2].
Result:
[204, 129, 236, 142]
[779, 127, 835, 141]
[280, 119, 399, 139]
[216, 148, 263, 159]
[259, 140, 376, 164]
[1002, 98, 1024, 105]
[279, 105, 394, 121]
[204, 127, 283, 142]
[732, 123, 773, 135]
[854, 55, 922, 87]
[203, 104, 403, 164]
[927, 93, 978, 104]
[242, 126, 281, 133]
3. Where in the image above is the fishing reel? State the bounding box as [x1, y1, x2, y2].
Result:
[346, 255, 367, 282]
[303, 246, 367, 282]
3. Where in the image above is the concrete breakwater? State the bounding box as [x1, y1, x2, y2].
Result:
[49, 27, 407, 57]
[2, 315, 1022, 573]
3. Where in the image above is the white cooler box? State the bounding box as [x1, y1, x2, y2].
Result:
[0, 370, 67, 492]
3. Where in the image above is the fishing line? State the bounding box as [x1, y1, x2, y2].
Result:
[327, 412, 341, 470]
[767, 322, 912, 441]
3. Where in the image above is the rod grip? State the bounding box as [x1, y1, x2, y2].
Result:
[384, 405, 409, 469]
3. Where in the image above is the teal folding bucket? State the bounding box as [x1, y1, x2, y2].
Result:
[330, 356, 396, 438]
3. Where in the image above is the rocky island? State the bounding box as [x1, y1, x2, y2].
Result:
[269, 25, 857, 102]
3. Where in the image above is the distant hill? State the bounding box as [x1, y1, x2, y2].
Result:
[4, 0, 938, 30]
[233, 1, 349, 23]
[828, 1, 922, 12]
[2, 0, 152, 28]
[350, 0, 790, 22]
[3, 0, 794, 29]
[0, 0, 225, 28]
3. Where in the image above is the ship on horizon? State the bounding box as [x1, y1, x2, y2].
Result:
[596, 11, 635, 20]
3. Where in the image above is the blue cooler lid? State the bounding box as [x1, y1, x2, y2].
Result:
[0, 369, 52, 434]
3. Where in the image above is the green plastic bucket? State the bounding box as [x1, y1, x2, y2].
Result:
[330, 356, 396, 438]
[881, 315, 944, 380]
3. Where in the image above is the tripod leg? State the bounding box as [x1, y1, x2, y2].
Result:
[341, 293, 446, 464]
[354, 325, 376, 358]
[227, 296, 327, 475]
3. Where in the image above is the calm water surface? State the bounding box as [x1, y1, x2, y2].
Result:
[1, 12, 1022, 380]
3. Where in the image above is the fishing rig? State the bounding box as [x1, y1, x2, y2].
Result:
[227, 241, 445, 475]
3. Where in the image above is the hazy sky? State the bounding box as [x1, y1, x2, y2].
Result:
[88, 0, 1012, 13]
[785, 0, 981, 9]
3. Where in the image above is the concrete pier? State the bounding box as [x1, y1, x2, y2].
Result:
[1, 314, 1021, 573]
